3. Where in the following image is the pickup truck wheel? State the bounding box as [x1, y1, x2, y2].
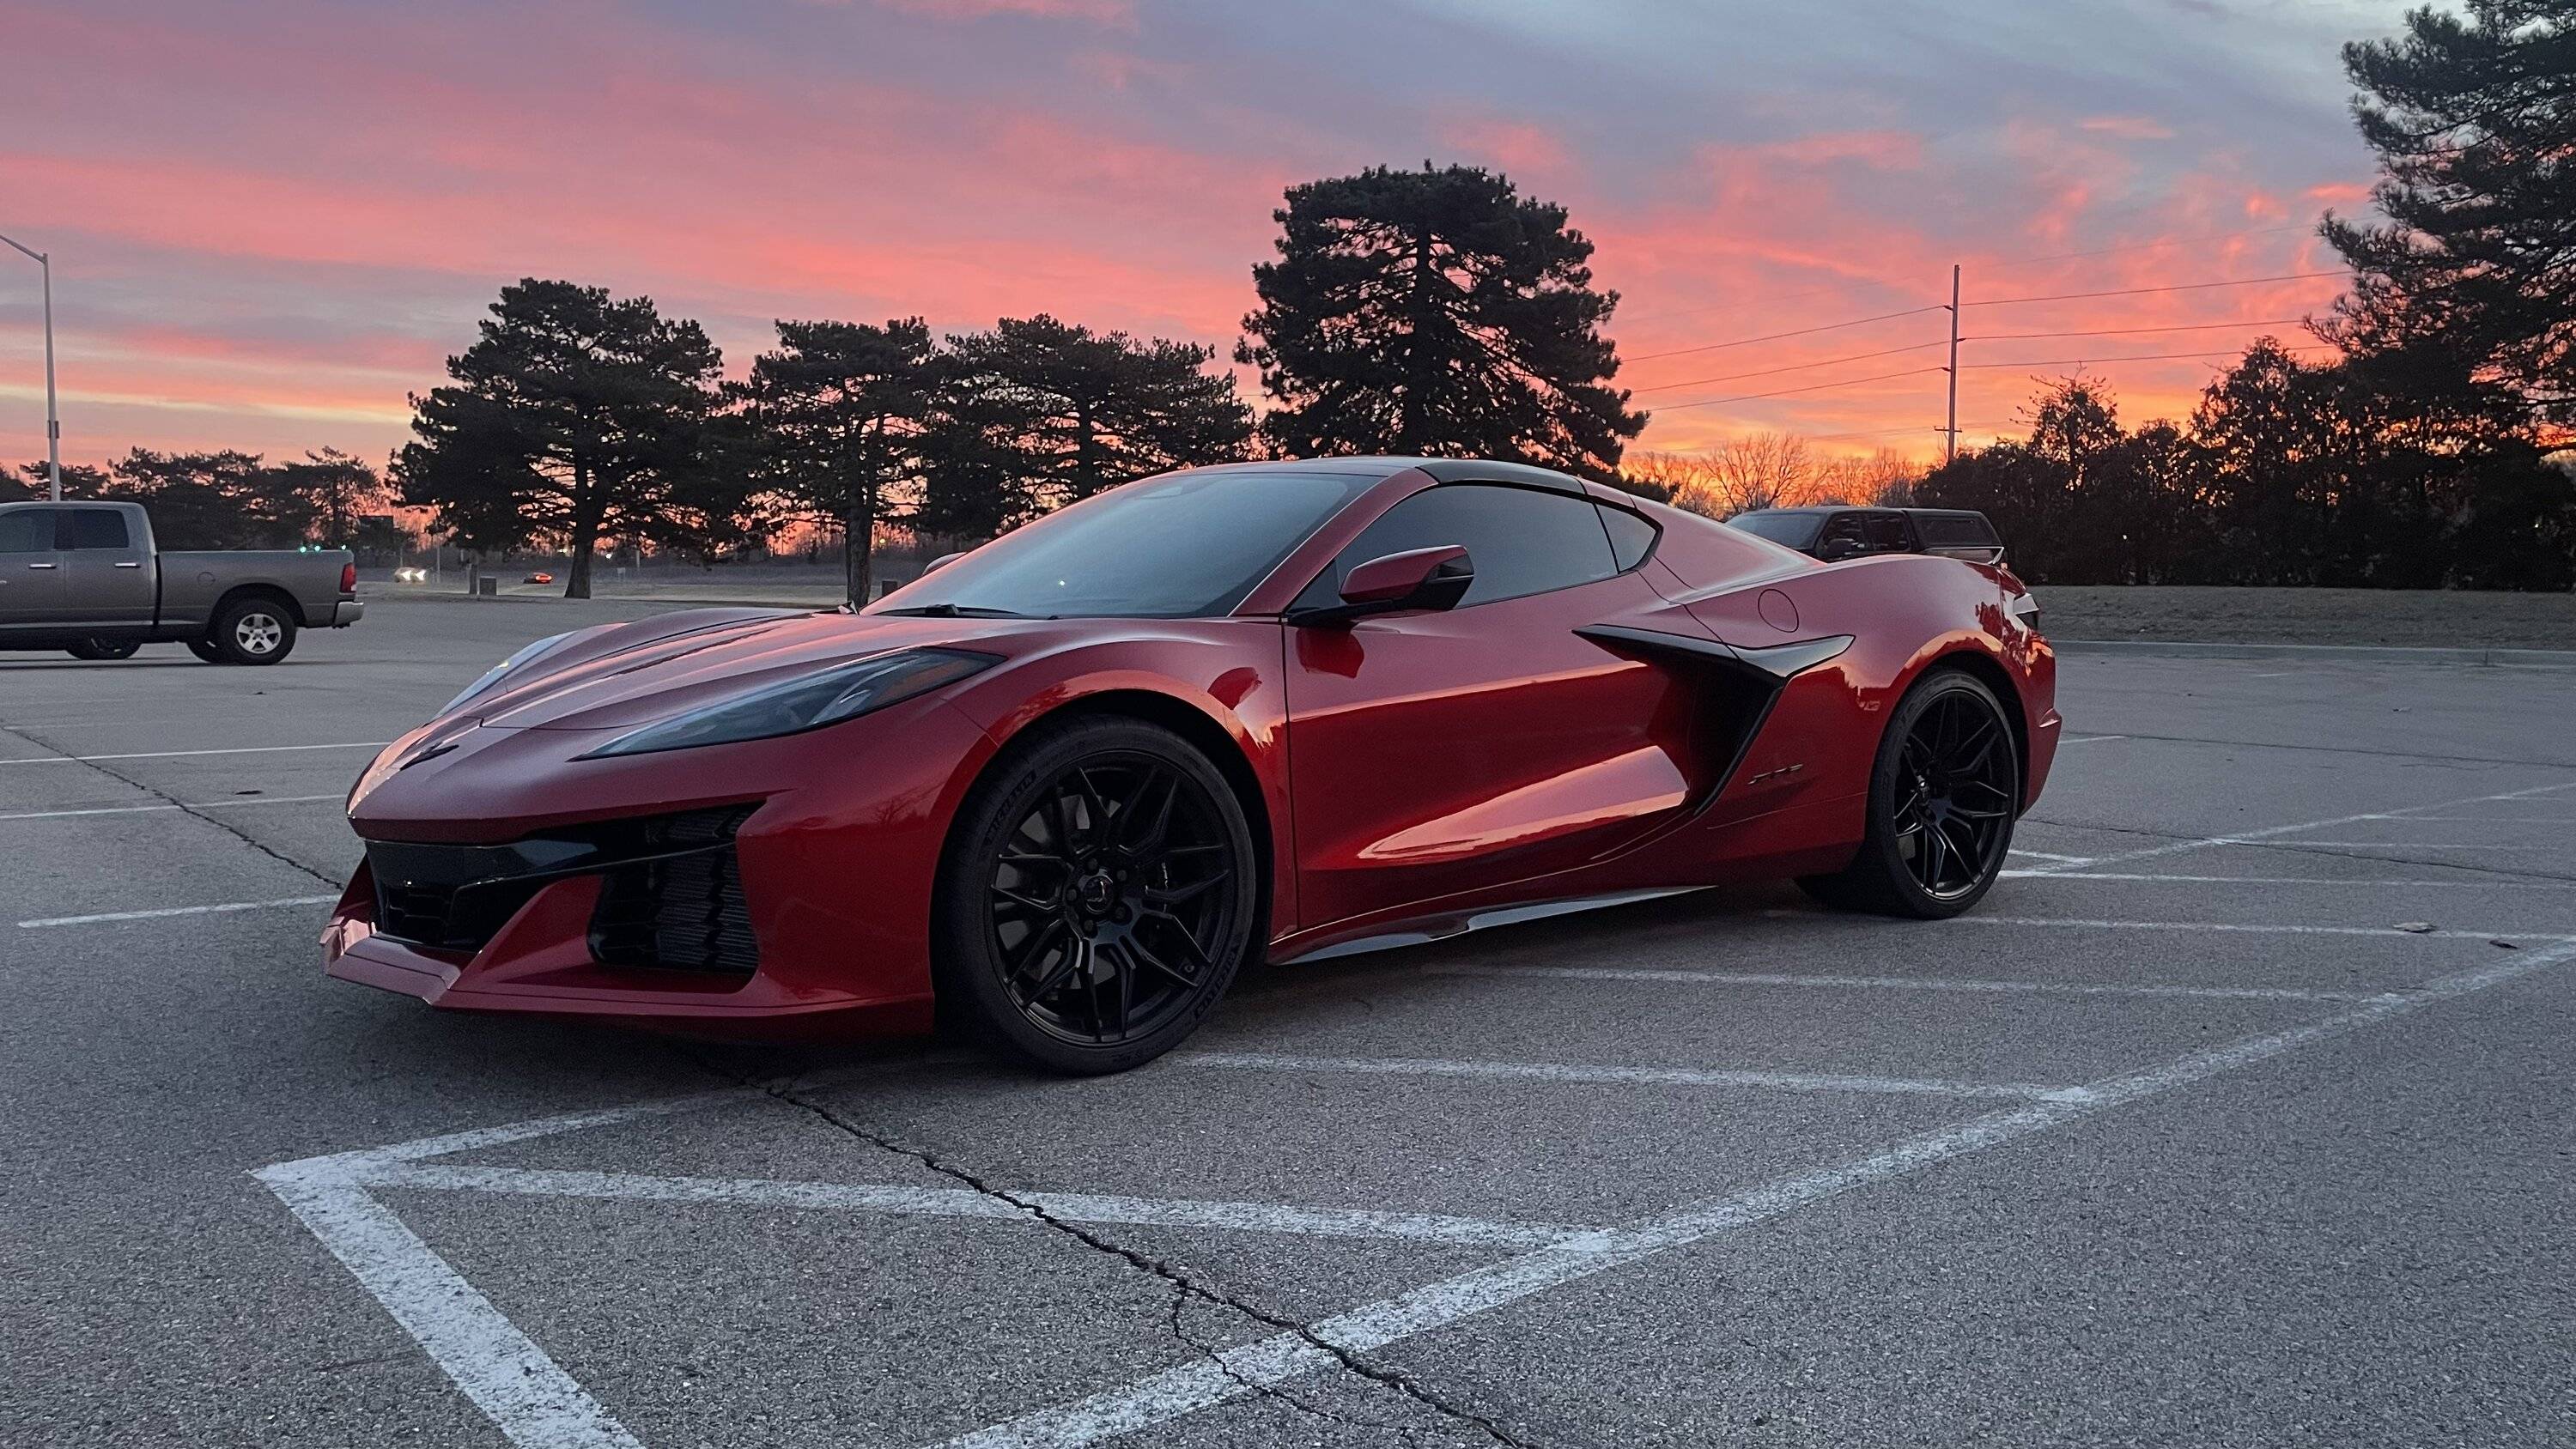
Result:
[210, 598, 298, 665]
[66, 639, 142, 661]
[185, 639, 226, 664]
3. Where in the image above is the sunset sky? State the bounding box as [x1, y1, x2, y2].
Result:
[1, 0, 2399, 473]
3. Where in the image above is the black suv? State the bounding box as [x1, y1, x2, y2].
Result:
[1726, 506, 2004, 566]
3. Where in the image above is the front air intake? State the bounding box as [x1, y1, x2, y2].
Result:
[586, 805, 761, 975]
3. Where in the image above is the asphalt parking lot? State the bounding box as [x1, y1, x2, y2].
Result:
[6, 596, 2573, 1449]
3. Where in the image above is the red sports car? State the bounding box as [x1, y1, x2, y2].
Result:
[328, 458, 2058, 1072]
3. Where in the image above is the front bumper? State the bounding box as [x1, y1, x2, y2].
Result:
[326, 694, 998, 1036]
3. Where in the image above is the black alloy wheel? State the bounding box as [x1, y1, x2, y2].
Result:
[938, 718, 1258, 1073]
[1890, 688, 2017, 899]
[1799, 669, 2019, 918]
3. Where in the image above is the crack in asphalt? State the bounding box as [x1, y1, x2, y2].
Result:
[693, 1056, 1555, 1449]
[1158, 1280, 1447, 1446]
[0, 720, 343, 887]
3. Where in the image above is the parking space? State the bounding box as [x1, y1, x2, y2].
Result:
[4, 606, 2573, 1447]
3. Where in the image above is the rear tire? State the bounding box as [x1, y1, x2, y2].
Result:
[209, 597, 297, 665]
[65, 639, 140, 661]
[1797, 668, 2020, 919]
[933, 717, 1259, 1075]
[185, 639, 226, 664]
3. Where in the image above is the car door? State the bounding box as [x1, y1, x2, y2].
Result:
[0, 506, 68, 634]
[1281, 481, 1718, 930]
[54, 506, 155, 629]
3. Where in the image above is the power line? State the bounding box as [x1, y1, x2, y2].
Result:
[1625, 306, 1948, 363]
[1964, 317, 2315, 343]
[1962, 270, 2348, 307]
[1649, 366, 1949, 412]
[1630, 339, 1951, 394]
[1960, 343, 2340, 369]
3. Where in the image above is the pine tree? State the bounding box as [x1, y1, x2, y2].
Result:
[2324, 1, 2576, 422]
[1238, 163, 1643, 479]
[732, 319, 939, 605]
[945, 315, 1251, 513]
[395, 280, 725, 597]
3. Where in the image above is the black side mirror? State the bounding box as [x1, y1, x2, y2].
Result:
[1287, 544, 1474, 627]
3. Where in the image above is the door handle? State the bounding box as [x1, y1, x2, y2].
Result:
[26, 561, 58, 570]
[113, 561, 142, 569]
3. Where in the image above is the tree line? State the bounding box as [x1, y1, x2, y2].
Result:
[1918, 344, 2574, 589]
[5, 448, 403, 553]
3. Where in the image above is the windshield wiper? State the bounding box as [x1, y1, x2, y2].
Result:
[876, 603, 1030, 618]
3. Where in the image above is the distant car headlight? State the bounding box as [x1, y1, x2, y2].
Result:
[577, 648, 1000, 759]
[441, 630, 579, 715]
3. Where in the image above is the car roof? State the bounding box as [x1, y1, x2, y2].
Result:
[1173, 457, 1593, 494]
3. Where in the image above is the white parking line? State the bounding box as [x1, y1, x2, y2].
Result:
[1940, 915, 2571, 942]
[950, 938, 2576, 1448]
[362, 1164, 1595, 1250]
[258, 1169, 647, 1449]
[2002, 870, 2575, 890]
[2057, 734, 2125, 744]
[2018, 779, 2576, 876]
[17, 895, 338, 929]
[0, 741, 387, 766]
[1170, 1052, 2092, 1103]
[2388, 815, 2576, 823]
[2008, 849, 2095, 864]
[1426, 964, 2391, 1003]
[0, 794, 342, 822]
[2209, 840, 2547, 851]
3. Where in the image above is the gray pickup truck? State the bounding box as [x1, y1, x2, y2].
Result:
[0, 500, 363, 664]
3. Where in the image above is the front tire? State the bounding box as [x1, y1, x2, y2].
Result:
[934, 717, 1260, 1075]
[209, 597, 297, 665]
[1799, 669, 2020, 918]
[66, 639, 140, 661]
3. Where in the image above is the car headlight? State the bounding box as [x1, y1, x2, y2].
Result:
[441, 630, 578, 715]
[577, 648, 1000, 759]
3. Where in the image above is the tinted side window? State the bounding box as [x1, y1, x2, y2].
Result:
[1816, 514, 1866, 555]
[1598, 504, 1659, 571]
[1301, 484, 1618, 609]
[1858, 512, 1909, 553]
[1913, 512, 1999, 548]
[1728, 512, 1825, 549]
[58, 509, 131, 550]
[0, 510, 52, 553]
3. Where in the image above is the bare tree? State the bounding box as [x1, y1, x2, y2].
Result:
[1815, 449, 1923, 506]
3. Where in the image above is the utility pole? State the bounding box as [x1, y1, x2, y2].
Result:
[1943, 264, 1961, 465]
[0, 232, 63, 500]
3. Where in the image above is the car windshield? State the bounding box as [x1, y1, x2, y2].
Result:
[872, 469, 1381, 619]
[1728, 512, 1826, 549]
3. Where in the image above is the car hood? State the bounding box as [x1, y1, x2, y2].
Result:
[460, 608, 1048, 732]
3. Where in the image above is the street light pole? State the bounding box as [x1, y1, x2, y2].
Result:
[1, 232, 63, 501]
